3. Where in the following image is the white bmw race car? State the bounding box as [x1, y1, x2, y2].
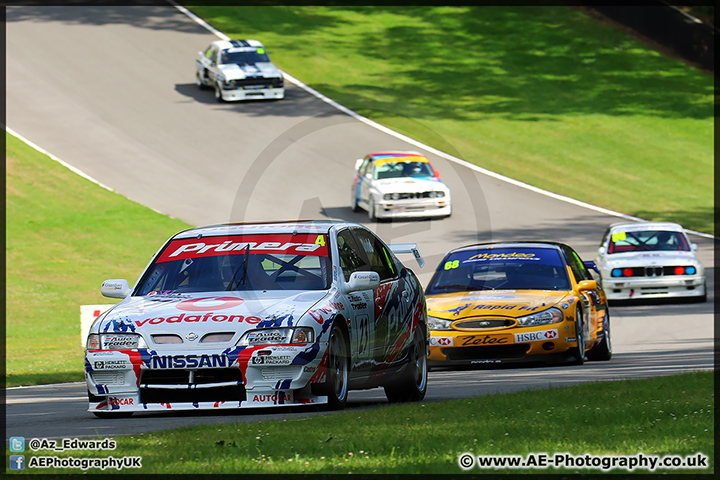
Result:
[86, 221, 428, 417]
[195, 39, 284, 102]
[595, 222, 706, 302]
[351, 151, 451, 220]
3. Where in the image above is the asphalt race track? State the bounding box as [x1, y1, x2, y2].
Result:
[5, 6, 714, 441]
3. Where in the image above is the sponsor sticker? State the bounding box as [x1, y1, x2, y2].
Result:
[156, 234, 328, 262]
[430, 337, 453, 346]
[93, 360, 127, 370]
[458, 335, 510, 346]
[251, 355, 293, 365]
[514, 329, 558, 343]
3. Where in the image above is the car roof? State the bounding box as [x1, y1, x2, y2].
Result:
[212, 39, 265, 50]
[608, 221, 685, 233]
[447, 241, 569, 255]
[175, 220, 348, 239]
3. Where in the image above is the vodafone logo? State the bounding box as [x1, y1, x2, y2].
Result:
[176, 297, 244, 312]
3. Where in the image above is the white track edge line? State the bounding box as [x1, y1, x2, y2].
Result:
[6, 126, 115, 192]
[171, 2, 714, 241]
[5, 126, 171, 218]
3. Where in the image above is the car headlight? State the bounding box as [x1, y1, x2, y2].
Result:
[383, 193, 402, 201]
[516, 307, 564, 327]
[86, 333, 147, 350]
[237, 327, 315, 346]
[427, 316, 453, 331]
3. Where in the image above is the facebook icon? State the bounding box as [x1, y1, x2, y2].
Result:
[10, 454, 25, 470]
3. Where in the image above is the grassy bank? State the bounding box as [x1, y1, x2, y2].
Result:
[187, 5, 714, 234]
[5, 132, 191, 386]
[15, 371, 713, 474]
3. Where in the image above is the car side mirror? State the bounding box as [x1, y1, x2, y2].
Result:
[344, 271, 380, 293]
[101, 279, 131, 299]
[577, 280, 597, 292]
[597, 246, 605, 255]
[691, 243, 698, 252]
[434, 169, 440, 178]
[354, 159, 363, 171]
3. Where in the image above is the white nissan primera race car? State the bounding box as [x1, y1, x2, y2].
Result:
[595, 222, 706, 302]
[195, 39, 284, 101]
[86, 221, 428, 417]
[351, 152, 451, 220]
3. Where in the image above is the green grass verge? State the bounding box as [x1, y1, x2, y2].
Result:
[187, 5, 714, 234]
[5, 132, 191, 387]
[13, 371, 713, 474]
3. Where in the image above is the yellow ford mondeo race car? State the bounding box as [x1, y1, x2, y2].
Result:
[425, 242, 612, 367]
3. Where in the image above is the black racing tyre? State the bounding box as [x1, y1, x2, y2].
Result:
[571, 306, 586, 365]
[384, 327, 428, 403]
[351, 190, 362, 213]
[196, 71, 208, 89]
[587, 313, 612, 361]
[368, 198, 377, 221]
[318, 324, 349, 410]
[214, 82, 225, 102]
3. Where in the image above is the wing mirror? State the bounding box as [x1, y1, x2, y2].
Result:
[344, 271, 381, 293]
[577, 280, 598, 292]
[354, 159, 363, 171]
[691, 243, 698, 252]
[101, 279, 131, 299]
[597, 246, 605, 255]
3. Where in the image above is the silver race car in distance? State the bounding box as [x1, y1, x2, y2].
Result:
[86, 221, 427, 417]
[595, 222, 706, 302]
[195, 39, 284, 101]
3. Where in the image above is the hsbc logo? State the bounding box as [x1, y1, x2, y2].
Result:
[430, 337, 452, 346]
[515, 329, 559, 343]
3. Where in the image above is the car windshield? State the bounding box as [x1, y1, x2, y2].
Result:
[135, 233, 331, 294]
[375, 161, 434, 180]
[220, 48, 270, 65]
[607, 230, 690, 254]
[426, 247, 571, 295]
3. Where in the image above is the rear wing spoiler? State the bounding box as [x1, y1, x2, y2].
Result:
[389, 243, 425, 268]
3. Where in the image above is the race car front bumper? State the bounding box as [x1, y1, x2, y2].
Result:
[427, 322, 578, 366]
[375, 199, 451, 219]
[220, 86, 284, 101]
[85, 343, 328, 413]
[603, 274, 706, 300]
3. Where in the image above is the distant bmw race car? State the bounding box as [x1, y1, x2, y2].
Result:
[195, 39, 284, 102]
[424, 242, 612, 367]
[595, 222, 706, 302]
[351, 152, 451, 220]
[86, 221, 428, 417]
